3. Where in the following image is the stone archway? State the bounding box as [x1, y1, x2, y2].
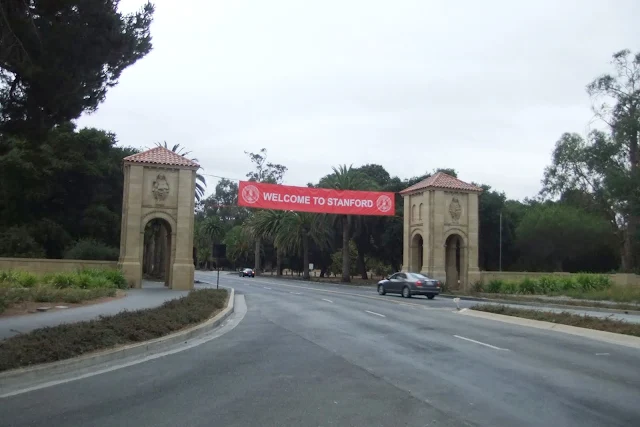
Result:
[445, 233, 465, 290]
[410, 233, 424, 273]
[142, 217, 174, 287]
[118, 146, 198, 290]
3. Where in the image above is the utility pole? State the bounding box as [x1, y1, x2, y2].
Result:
[499, 211, 503, 272]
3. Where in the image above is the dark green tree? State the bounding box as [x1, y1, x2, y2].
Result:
[0, 0, 155, 138]
[319, 165, 375, 282]
[0, 122, 137, 257]
[515, 203, 618, 272]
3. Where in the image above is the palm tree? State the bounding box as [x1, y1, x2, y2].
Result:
[319, 165, 374, 282]
[155, 141, 206, 201]
[224, 225, 254, 268]
[202, 216, 224, 242]
[248, 210, 289, 276]
[275, 212, 333, 280]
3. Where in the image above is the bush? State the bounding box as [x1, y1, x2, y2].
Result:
[487, 279, 504, 293]
[0, 270, 38, 288]
[538, 276, 560, 293]
[519, 278, 537, 294]
[0, 269, 126, 312]
[43, 269, 124, 290]
[0, 270, 18, 284]
[501, 281, 519, 294]
[472, 281, 484, 293]
[0, 226, 46, 258]
[0, 289, 228, 372]
[560, 276, 579, 291]
[80, 268, 127, 289]
[480, 274, 613, 296]
[46, 272, 78, 289]
[15, 271, 38, 287]
[575, 274, 611, 291]
[64, 239, 119, 261]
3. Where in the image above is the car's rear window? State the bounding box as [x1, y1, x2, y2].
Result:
[408, 273, 431, 280]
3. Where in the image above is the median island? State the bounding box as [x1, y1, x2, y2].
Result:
[472, 304, 640, 337]
[0, 288, 228, 372]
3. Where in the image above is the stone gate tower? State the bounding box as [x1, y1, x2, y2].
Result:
[118, 147, 198, 290]
[399, 172, 482, 290]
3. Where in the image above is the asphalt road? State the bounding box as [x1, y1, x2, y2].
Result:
[2, 272, 639, 427]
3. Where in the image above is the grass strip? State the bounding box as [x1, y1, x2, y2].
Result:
[0, 289, 228, 372]
[472, 304, 640, 337]
[448, 292, 640, 312]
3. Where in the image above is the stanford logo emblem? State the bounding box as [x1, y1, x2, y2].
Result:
[376, 195, 392, 213]
[241, 185, 260, 204]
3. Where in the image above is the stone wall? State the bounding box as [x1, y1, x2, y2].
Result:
[0, 258, 118, 274]
[479, 271, 640, 287]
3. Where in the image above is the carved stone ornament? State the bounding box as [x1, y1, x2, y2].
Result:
[152, 174, 170, 202]
[449, 197, 462, 223]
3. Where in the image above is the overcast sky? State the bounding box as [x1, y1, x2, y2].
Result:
[78, 0, 639, 200]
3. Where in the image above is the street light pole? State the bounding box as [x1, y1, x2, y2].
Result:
[499, 211, 503, 272]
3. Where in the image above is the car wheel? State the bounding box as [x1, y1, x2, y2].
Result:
[427, 294, 435, 300]
[377, 284, 386, 295]
[402, 286, 411, 298]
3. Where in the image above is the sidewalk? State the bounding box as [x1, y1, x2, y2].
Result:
[0, 281, 189, 340]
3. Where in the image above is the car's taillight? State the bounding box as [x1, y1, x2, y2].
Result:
[416, 281, 422, 287]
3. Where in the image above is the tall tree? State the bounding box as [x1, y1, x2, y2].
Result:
[0, 1, 155, 138]
[587, 49, 640, 271]
[245, 148, 287, 274]
[0, 123, 136, 257]
[275, 212, 333, 280]
[245, 148, 287, 184]
[515, 203, 617, 272]
[319, 165, 374, 282]
[224, 225, 254, 268]
[247, 210, 288, 276]
[541, 50, 640, 271]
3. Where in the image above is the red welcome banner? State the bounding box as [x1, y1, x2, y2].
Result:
[238, 181, 395, 216]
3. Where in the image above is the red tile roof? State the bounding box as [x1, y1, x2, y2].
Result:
[123, 146, 200, 168]
[400, 172, 482, 195]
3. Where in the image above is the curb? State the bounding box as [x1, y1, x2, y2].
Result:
[439, 293, 640, 316]
[0, 287, 235, 384]
[460, 308, 640, 350]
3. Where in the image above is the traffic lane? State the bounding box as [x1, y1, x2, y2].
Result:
[225, 272, 640, 360]
[227, 277, 640, 426]
[220, 273, 640, 377]
[214, 273, 640, 322]
[0, 297, 461, 427]
[202, 271, 464, 310]
[251, 276, 640, 386]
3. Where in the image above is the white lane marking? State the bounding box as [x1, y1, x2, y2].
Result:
[595, 353, 610, 356]
[289, 292, 302, 295]
[453, 335, 510, 351]
[1, 295, 248, 399]
[365, 310, 386, 318]
[263, 287, 272, 290]
[322, 298, 333, 303]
